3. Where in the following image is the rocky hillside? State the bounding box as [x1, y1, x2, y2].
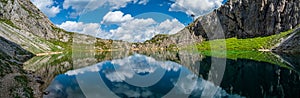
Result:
[0, 0, 131, 97]
[0, 36, 34, 98]
[0, 0, 70, 40]
[212, 0, 300, 38]
[0, 36, 33, 76]
[0, 0, 132, 54]
[273, 27, 300, 53]
[0, 0, 73, 54]
[144, 0, 300, 50]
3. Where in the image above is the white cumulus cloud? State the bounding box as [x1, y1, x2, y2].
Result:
[169, 0, 223, 17]
[31, 0, 61, 17]
[57, 11, 184, 42]
[101, 11, 133, 24]
[109, 18, 157, 42]
[157, 19, 185, 35]
[63, 0, 150, 17]
[138, 0, 149, 5]
[57, 21, 108, 37]
[109, 18, 184, 42]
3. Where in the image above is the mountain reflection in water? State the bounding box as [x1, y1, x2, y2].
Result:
[24, 51, 300, 98]
[43, 54, 239, 98]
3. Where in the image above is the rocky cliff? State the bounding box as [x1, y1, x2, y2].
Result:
[0, 36, 35, 98]
[0, 0, 131, 54]
[0, 0, 130, 97]
[0, 0, 69, 40]
[145, 0, 300, 49]
[0, 0, 73, 54]
[211, 0, 300, 38]
[273, 27, 300, 53]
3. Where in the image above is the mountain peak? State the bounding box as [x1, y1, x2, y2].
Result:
[0, 0, 62, 39]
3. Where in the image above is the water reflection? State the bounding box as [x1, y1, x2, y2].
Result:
[24, 51, 300, 98]
[276, 53, 300, 72]
[43, 54, 240, 98]
[202, 56, 300, 98]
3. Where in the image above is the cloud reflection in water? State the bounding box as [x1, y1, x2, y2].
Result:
[44, 54, 242, 98]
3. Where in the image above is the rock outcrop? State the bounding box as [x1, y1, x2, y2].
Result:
[212, 0, 300, 38]
[0, 0, 131, 97]
[273, 27, 300, 53]
[197, 0, 300, 53]
[0, 36, 34, 98]
[0, 0, 73, 54]
[145, 0, 300, 48]
[0, 0, 68, 40]
[0, 0, 131, 54]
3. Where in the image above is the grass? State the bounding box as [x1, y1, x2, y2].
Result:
[193, 29, 296, 69]
[145, 34, 168, 44]
[24, 53, 73, 72]
[0, 61, 12, 77]
[0, 19, 20, 30]
[196, 30, 293, 51]
[21, 5, 32, 15]
[13, 75, 34, 98]
[0, 0, 8, 4]
[48, 39, 71, 51]
[199, 50, 292, 70]
[166, 44, 178, 51]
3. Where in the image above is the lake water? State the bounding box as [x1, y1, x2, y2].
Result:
[24, 51, 300, 98]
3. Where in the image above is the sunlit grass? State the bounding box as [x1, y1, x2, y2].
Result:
[199, 50, 292, 69]
[193, 29, 296, 69]
[196, 30, 293, 51]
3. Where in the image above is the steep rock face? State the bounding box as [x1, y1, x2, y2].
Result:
[0, 0, 68, 40]
[0, 22, 64, 53]
[0, 0, 74, 54]
[146, 0, 300, 48]
[0, 0, 124, 54]
[142, 28, 204, 48]
[0, 0, 133, 53]
[0, 36, 34, 98]
[0, 36, 33, 62]
[273, 28, 300, 53]
[214, 0, 300, 38]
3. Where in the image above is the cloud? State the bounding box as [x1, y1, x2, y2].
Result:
[157, 19, 185, 35]
[109, 18, 157, 42]
[31, 0, 61, 17]
[65, 62, 104, 76]
[65, 54, 181, 82]
[57, 11, 184, 42]
[112, 83, 153, 97]
[138, 0, 149, 5]
[109, 18, 184, 42]
[57, 21, 108, 37]
[57, 18, 184, 43]
[169, 0, 223, 17]
[101, 11, 133, 24]
[105, 54, 181, 82]
[63, 0, 105, 17]
[63, 0, 150, 17]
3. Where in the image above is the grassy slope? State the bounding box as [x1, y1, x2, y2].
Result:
[196, 30, 293, 51]
[1, 18, 116, 55]
[0, 18, 76, 54]
[200, 51, 292, 70]
[194, 29, 295, 69]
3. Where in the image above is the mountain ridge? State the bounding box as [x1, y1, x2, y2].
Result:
[0, 0, 133, 54]
[143, 0, 300, 52]
[0, 0, 131, 97]
[0, 0, 300, 97]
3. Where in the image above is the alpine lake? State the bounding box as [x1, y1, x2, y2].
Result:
[24, 49, 300, 98]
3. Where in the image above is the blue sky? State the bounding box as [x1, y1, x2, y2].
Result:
[31, 0, 227, 42]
